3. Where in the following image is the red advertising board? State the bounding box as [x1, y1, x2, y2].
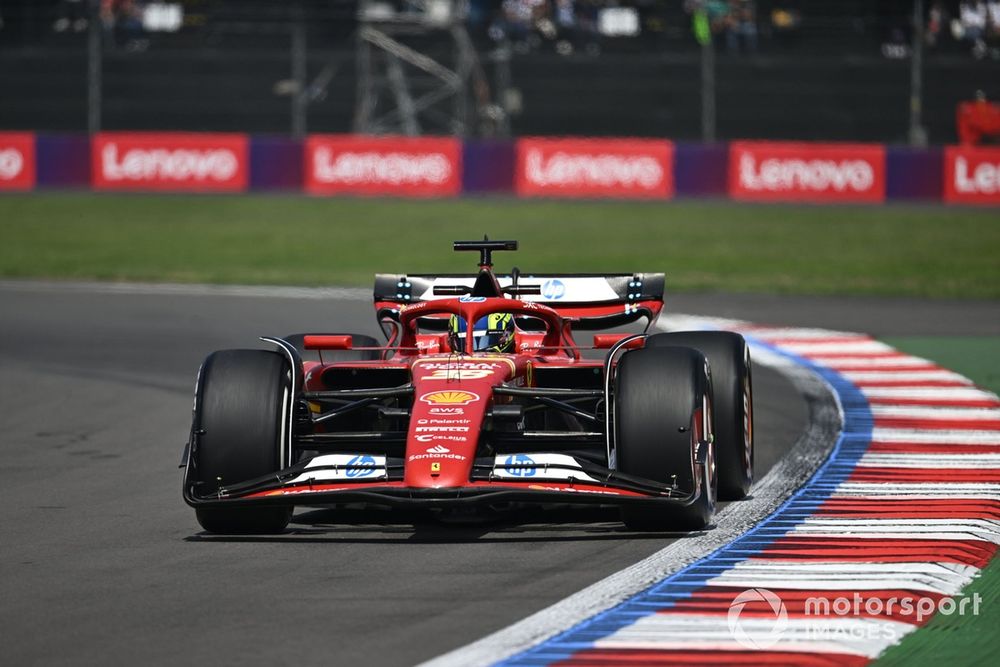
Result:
[305, 135, 462, 197]
[944, 145, 1000, 205]
[0, 132, 36, 191]
[92, 132, 248, 192]
[729, 141, 886, 203]
[515, 137, 673, 199]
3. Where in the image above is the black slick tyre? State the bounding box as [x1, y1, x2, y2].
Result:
[191, 349, 293, 534]
[614, 346, 717, 530]
[647, 331, 754, 500]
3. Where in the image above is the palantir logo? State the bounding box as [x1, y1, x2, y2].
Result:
[504, 454, 537, 477]
[541, 279, 566, 300]
[727, 588, 789, 650]
[346, 454, 377, 478]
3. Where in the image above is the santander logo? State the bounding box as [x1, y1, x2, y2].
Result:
[738, 153, 874, 192]
[312, 147, 451, 185]
[101, 143, 239, 182]
[953, 156, 1000, 194]
[525, 149, 663, 189]
[0, 148, 24, 180]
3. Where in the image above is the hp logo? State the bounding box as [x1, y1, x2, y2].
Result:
[346, 454, 377, 478]
[541, 279, 566, 300]
[503, 454, 537, 477]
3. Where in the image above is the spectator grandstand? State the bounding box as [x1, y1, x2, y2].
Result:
[0, 0, 997, 143]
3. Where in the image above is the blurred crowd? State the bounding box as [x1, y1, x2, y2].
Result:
[44, 0, 182, 50]
[3, 0, 999, 61]
[476, 0, 771, 55]
[928, 1, 1000, 59]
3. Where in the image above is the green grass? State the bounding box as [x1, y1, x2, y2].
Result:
[872, 335, 1000, 666]
[1, 193, 999, 297]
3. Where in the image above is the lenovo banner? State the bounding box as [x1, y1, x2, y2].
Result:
[0, 132, 35, 191]
[730, 141, 886, 203]
[944, 145, 1000, 205]
[305, 135, 462, 197]
[92, 133, 248, 191]
[515, 138, 673, 198]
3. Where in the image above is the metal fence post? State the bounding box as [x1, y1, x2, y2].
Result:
[909, 0, 927, 146]
[87, 0, 102, 134]
[701, 31, 716, 143]
[291, 3, 307, 138]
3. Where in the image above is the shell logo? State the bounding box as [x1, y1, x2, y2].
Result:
[419, 391, 480, 405]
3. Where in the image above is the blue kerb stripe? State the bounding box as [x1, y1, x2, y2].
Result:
[496, 336, 875, 666]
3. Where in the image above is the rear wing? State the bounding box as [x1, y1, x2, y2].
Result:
[374, 273, 664, 330]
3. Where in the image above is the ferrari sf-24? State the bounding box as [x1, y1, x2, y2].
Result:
[182, 240, 753, 534]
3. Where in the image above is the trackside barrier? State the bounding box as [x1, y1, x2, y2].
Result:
[2, 132, 997, 205]
[91, 132, 249, 192]
[729, 141, 887, 203]
[514, 137, 674, 199]
[304, 134, 462, 197]
[0, 132, 36, 191]
[944, 145, 1000, 205]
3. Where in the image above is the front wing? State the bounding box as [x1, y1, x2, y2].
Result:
[183, 452, 710, 511]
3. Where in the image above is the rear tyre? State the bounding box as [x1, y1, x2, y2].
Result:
[191, 349, 293, 534]
[647, 331, 753, 500]
[615, 346, 716, 530]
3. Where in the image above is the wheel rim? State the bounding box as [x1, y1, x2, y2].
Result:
[703, 391, 717, 505]
[742, 369, 754, 476]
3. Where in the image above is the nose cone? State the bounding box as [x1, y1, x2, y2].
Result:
[403, 357, 515, 488]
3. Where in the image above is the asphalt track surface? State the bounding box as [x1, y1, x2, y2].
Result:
[1, 283, 995, 666]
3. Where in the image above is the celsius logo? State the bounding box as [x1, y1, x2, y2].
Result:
[504, 454, 537, 477]
[727, 588, 788, 649]
[346, 454, 377, 478]
[541, 279, 566, 300]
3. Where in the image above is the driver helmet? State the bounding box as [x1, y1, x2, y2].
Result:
[449, 312, 515, 353]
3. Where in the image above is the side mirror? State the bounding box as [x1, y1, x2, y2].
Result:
[593, 334, 644, 350]
[303, 335, 353, 350]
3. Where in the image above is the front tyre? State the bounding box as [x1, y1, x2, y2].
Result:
[615, 346, 717, 530]
[189, 349, 293, 534]
[647, 331, 753, 500]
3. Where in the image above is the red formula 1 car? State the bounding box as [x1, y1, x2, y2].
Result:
[182, 240, 753, 534]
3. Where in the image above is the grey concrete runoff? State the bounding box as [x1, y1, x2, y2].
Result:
[1, 281, 989, 666]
